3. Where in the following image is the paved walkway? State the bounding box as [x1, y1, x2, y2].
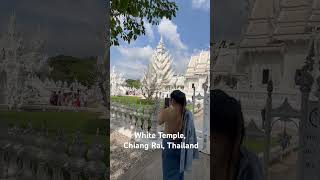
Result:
[112, 135, 297, 180]
[110, 130, 153, 180]
[119, 150, 210, 180]
[268, 152, 297, 180]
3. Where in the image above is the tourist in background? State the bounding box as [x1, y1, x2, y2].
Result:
[211, 89, 264, 180]
[49, 91, 54, 105]
[52, 91, 58, 106]
[62, 93, 67, 106]
[57, 90, 63, 106]
[76, 94, 81, 107]
[158, 90, 199, 180]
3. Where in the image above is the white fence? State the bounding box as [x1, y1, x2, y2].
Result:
[0, 126, 107, 180]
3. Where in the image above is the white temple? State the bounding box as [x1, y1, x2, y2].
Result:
[212, 0, 320, 125]
[110, 66, 126, 96]
[140, 37, 210, 100]
[184, 50, 210, 101]
[0, 10, 51, 107]
[141, 37, 175, 98]
[0, 11, 104, 108]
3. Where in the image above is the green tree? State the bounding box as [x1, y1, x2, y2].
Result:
[110, 0, 178, 45]
[48, 55, 98, 87]
[125, 79, 141, 89]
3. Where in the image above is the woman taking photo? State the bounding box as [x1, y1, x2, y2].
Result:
[158, 90, 199, 180]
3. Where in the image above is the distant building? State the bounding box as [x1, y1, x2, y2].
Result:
[184, 50, 210, 101]
[211, 0, 320, 124]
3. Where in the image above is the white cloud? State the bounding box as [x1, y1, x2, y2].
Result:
[144, 21, 154, 42]
[171, 50, 191, 75]
[114, 60, 147, 80]
[116, 45, 154, 61]
[112, 17, 206, 79]
[118, 15, 125, 29]
[114, 49, 190, 79]
[192, 0, 210, 10]
[158, 18, 187, 50]
[112, 45, 154, 79]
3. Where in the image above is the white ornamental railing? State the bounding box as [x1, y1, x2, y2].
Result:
[0, 125, 107, 180]
[224, 89, 300, 110]
[110, 101, 159, 134]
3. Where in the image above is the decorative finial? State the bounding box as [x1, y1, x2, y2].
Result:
[157, 36, 165, 51]
[202, 76, 209, 92]
[160, 35, 164, 44]
[267, 80, 273, 93]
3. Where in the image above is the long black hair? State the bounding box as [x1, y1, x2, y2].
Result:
[211, 89, 245, 144]
[170, 90, 187, 109]
[211, 89, 245, 180]
[170, 90, 187, 132]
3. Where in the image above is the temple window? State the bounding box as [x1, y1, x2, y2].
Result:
[262, 69, 269, 84]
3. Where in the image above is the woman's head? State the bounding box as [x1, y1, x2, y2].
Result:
[211, 89, 245, 145]
[170, 90, 186, 108]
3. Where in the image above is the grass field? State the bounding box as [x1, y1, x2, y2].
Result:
[0, 111, 107, 145]
[243, 137, 278, 153]
[111, 95, 194, 111]
[111, 96, 155, 108]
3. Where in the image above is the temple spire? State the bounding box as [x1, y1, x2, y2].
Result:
[157, 36, 165, 52]
[8, 9, 16, 37]
[160, 36, 164, 44]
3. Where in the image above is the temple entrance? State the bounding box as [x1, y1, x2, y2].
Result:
[264, 37, 320, 180]
[192, 77, 210, 154]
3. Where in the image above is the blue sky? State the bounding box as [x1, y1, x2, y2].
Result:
[111, 0, 210, 80]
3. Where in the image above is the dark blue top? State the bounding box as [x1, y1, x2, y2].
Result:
[237, 147, 264, 180]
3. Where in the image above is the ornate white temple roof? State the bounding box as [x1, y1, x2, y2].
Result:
[141, 37, 174, 91]
[240, 0, 274, 48]
[309, 0, 320, 26]
[185, 50, 209, 78]
[239, 0, 320, 50]
[212, 45, 237, 74]
[273, 0, 311, 40]
[169, 75, 185, 87]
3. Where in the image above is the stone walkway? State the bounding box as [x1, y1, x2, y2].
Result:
[111, 128, 297, 180]
[110, 130, 153, 180]
[119, 150, 210, 180]
[110, 109, 209, 180]
[268, 152, 297, 180]
[110, 127, 210, 180]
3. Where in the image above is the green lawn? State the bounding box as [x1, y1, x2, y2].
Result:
[111, 96, 194, 111]
[186, 104, 193, 111]
[243, 137, 278, 153]
[111, 96, 154, 108]
[0, 111, 107, 145]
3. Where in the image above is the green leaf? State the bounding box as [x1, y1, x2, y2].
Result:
[120, 0, 129, 9]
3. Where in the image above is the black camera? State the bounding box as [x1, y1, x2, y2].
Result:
[164, 98, 170, 108]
